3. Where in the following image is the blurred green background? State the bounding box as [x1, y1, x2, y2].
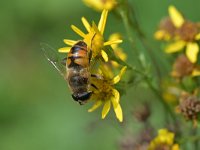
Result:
[1, 0, 200, 150]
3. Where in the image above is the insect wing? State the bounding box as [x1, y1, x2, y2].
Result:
[41, 43, 66, 77]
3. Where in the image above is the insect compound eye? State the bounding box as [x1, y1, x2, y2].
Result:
[72, 94, 79, 102]
[72, 91, 93, 103]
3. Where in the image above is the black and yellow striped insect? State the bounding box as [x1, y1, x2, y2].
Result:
[66, 41, 93, 104]
[42, 41, 98, 105]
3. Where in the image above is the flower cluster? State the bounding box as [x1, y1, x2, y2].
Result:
[59, 9, 126, 122]
[59, 9, 122, 60]
[148, 129, 180, 150]
[155, 5, 200, 78]
[155, 5, 200, 126]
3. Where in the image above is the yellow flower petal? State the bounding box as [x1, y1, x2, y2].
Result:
[102, 100, 111, 119]
[114, 49, 127, 61]
[168, 5, 184, 28]
[63, 39, 77, 46]
[58, 47, 71, 53]
[108, 33, 122, 48]
[154, 30, 164, 40]
[114, 103, 123, 122]
[186, 42, 199, 63]
[165, 41, 186, 53]
[101, 50, 108, 62]
[111, 61, 120, 68]
[154, 30, 171, 41]
[83, 0, 116, 11]
[111, 66, 127, 84]
[195, 33, 200, 40]
[158, 129, 174, 145]
[98, 9, 108, 35]
[104, 39, 123, 46]
[111, 89, 120, 104]
[71, 25, 86, 38]
[84, 30, 96, 49]
[92, 21, 101, 33]
[88, 100, 102, 112]
[192, 69, 200, 76]
[81, 17, 91, 32]
[148, 129, 178, 150]
[109, 33, 122, 41]
[99, 63, 114, 79]
[172, 144, 180, 150]
[111, 89, 123, 122]
[83, 0, 103, 11]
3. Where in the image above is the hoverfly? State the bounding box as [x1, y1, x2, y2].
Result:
[41, 41, 100, 105]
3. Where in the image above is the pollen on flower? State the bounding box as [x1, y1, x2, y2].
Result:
[88, 65, 127, 122]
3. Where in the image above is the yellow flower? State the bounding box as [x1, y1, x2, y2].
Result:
[88, 65, 127, 122]
[59, 9, 122, 62]
[109, 33, 127, 60]
[83, 0, 117, 11]
[161, 79, 181, 104]
[107, 33, 127, 67]
[155, 5, 200, 63]
[154, 17, 176, 41]
[170, 54, 200, 78]
[148, 129, 180, 150]
[164, 5, 200, 63]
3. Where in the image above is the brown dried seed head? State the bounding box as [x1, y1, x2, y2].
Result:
[119, 128, 153, 150]
[119, 135, 135, 150]
[138, 127, 154, 144]
[159, 17, 176, 36]
[177, 93, 200, 121]
[171, 54, 194, 78]
[176, 21, 199, 42]
[133, 103, 151, 122]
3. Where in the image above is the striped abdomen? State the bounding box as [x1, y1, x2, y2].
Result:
[66, 41, 92, 103]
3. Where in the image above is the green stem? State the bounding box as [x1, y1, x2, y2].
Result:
[193, 127, 199, 150]
[117, 0, 162, 82]
[117, 6, 140, 66]
[179, 135, 200, 145]
[133, 68, 177, 123]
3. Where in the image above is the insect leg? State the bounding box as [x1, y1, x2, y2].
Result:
[91, 74, 103, 80]
[91, 84, 98, 90]
[61, 57, 67, 66]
